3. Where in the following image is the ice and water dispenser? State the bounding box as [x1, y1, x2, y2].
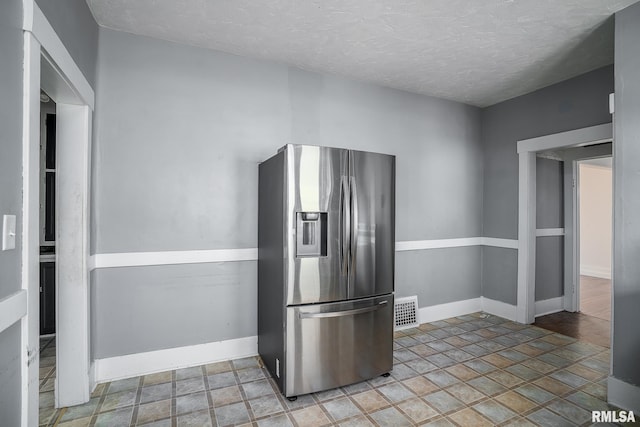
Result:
[296, 212, 327, 257]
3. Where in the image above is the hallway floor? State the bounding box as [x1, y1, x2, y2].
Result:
[534, 275, 612, 350]
[579, 276, 611, 321]
[39, 335, 57, 423]
[40, 313, 615, 427]
[534, 311, 610, 349]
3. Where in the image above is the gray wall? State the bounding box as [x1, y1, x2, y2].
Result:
[92, 29, 483, 357]
[396, 248, 482, 304]
[535, 158, 564, 301]
[91, 263, 257, 358]
[0, 324, 21, 427]
[0, 0, 23, 301]
[613, 0, 640, 389]
[536, 158, 564, 229]
[35, 0, 99, 87]
[481, 66, 613, 304]
[0, 0, 23, 423]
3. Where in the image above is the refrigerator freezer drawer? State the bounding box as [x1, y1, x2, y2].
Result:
[284, 294, 393, 397]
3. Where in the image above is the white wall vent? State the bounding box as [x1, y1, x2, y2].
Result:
[394, 296, 419, 330]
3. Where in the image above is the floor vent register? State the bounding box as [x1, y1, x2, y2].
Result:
[394, 296, 419, 330]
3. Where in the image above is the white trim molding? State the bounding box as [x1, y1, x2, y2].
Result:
[534, 297, 564, 318]
[609, 93, 615, 115]
[396, 237, 518, 251]
[24, 1, 95, 109]
[92, 248, 259, 269]
[517, 123, 613, 325]
[21, 30, 42, 427]
[536, 228, 565, 237]
[517, 123, 613, 154]
[482, 238, 519, 249]
[396, 238, 482, 251]
[0, 291, 27, 334]
[518, 151, 537, 324]
[608, 376, 640, 413]
[22, 0, 96, 415]
[94, 336, 257, 384]
[91, 238, 521, 270]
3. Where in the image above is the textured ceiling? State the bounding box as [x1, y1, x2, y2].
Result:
[86, 0, 637, 107]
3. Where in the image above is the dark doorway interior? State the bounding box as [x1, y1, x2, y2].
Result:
[40, 104, 56, 336]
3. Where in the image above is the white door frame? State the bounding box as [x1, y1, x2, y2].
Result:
[562, 144, 613, 313]
[516, 123, 612, 324]
[22, 1, 94, 424]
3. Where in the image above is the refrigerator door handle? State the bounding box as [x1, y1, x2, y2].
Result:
[349, 176, 358, 272]
[340, 177, 350, 275]
[298, 301, 388, 319]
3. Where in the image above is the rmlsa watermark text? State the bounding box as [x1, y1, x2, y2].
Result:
[592, 410, 636, 423]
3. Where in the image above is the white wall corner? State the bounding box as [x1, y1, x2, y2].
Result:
[417, 298, 482, 324]
[534, 297, 564, 318]
[481, 297, 518, 322]
[608, 376, 640, 413]
[93, 336, 258, 384]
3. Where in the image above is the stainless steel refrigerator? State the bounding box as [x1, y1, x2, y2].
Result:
[258, 144, 395, 398]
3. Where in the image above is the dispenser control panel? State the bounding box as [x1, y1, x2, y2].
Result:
[296, 212, 327, 257]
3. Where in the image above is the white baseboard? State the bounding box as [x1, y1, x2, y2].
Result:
[534, 297, 564, 317]
[580, 265, 611, 280]
[93, 336, 257, 384]
[418, 298, 482, 323]
[416, 297, 522, 324]
[481, 297, 518, 321]
[608, 376, 640, 413]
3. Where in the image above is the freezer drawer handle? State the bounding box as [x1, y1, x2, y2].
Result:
[299, 301, 388, 319]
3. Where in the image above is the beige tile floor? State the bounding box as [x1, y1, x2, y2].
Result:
[39, 313, 619, 426]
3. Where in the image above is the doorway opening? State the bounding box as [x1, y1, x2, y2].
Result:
[38, 91, 58, 422]
[516, 123, 613, 325]
[517, 124, 614, 353]
[534, 148, 613, 349]
[22, 8, 95, 423]
[577, 157, 612, 322]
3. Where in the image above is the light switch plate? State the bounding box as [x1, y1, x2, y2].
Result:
[2, 215, 16, 250]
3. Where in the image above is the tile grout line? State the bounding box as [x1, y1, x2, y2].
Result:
[202, 363, 216, 426]
[170, 369, 177, 427]
[128, 376, 144, 427]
